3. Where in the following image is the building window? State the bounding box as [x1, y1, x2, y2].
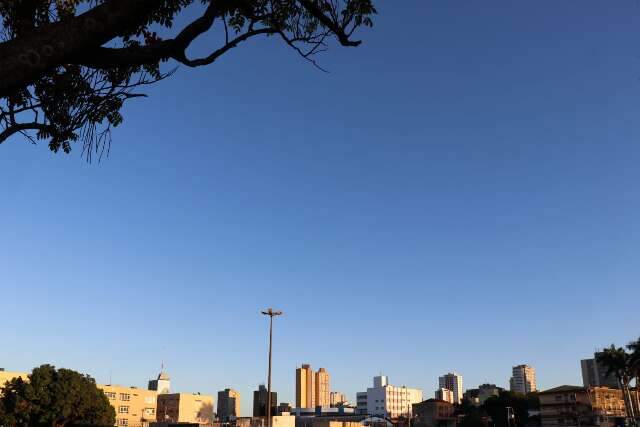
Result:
[105, 392, 116, 400]
[117, 419, 128, 427]
[118, 406, 129, 414]
[120, 394, 131, 401]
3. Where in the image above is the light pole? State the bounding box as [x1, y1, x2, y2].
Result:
[261, 308, 283, 427]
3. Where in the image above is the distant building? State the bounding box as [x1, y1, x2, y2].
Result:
[477, 384, 502, 405]
[435, 388, 454, 404]
[148, 371, 171, 395]
[356, 392, 368, 415]
[99, 384, 157, 427]
[412, 399, 455, 427]
[463, 388, 479, 406]
[581, 354, 619, 389]
[538, 385, 626, 427]
[510, 365, 536, 394]
[330, 392, 347, 407]
[253, 384, 277, 417]
[438, 373, 463, 404]
[234, 415, 295, 427]
[157, 393, 214, 424]
[296, 364, 331, 409]
[217, 389, 241, 422]
[358, 375, 422, 418]
[277, 402, 292, 415]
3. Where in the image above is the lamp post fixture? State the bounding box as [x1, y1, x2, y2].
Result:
[261, 308, 283, 427]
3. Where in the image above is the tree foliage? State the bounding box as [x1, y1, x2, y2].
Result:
[0, 0, 376, 159]
[0, 364, 115, 427]
[481, 391, 538, 427]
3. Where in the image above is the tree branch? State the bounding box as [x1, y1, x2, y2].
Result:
[0, 122, 53, 144]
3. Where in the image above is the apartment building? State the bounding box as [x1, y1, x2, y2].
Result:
[253, 384, 278, 417]
[157, 392, 214, 424]
[218, 388, 241, 422]
[510, 365, 537, 394]
[296, 364, 331, 409]
[538, 385, 625, 427]
[434, 388, 454, 404]
[316, 368, 331, 407]
[360, 375, 423, 419]
[438, 373, 463, 404]
[99, 384, 157, 427]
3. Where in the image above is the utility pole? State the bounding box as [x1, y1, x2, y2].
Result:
[261, 308, 283, 427]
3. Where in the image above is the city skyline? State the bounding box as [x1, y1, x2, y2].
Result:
[3, 0, 640, 420]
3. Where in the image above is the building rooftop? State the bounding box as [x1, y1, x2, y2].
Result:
[158, 371, 170, 380]
[538, 385, 584, 395]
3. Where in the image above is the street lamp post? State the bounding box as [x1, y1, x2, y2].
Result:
[261, 308, 283, 427]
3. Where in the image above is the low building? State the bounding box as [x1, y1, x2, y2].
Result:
[218, 389, 241, 422]
[234, 415, 295, 427]
[538, 385, 625, 427]
[99, 384, 158, 427]
[157, 393, 214, 424]
[412, 399, 455, 427]
[356, 393, 368, 415]
[278, 403, 293, 415]
[0, 369, 28, 389]
[478, 384, 502, 405]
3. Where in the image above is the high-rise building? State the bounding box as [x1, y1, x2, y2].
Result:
[296, 364, 316, 408]
[156, 393, 214, 424]
[510, 365, 537, 394]
[148, 370, 171, 395]
[315, 368, 331, 407]
[358, 375, 422, 418]
[581, 354, 619, 389]
[218, 388, 241, 422]
[295, 364, 331, 409]
[435, 388, 454, 404]
[330, 392, 347, 407]
[438, 373, 463, 404]
[99, 384, 157, 427]
[253, 384, 278, 417]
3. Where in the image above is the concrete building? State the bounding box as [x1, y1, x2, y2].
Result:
[157, 393, 214, 424]
[218, 389, 241, 422]
[0, 369, 28, 389]
[438, 373, 463, 404]
[330, 392, 348, 407]
[538, 385, 626, 427]
[99, 384, 158, 427]
[148, 371, 171, 395]
[359, 375, 422, 418]
[356, 392, 368, 415]
[254, 384, 278, 417]
[581, 355, 619, 389]
[434, 388, 453, 404]
[412, 399, 455, 427]
[510, 365, 537, 394]
[316, 368, 331, 408]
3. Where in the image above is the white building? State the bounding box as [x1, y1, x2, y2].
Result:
[510, 365, 536, 394]
[435, 388, 454, 404]
[359, 375, 422, 418]
[438, 373, 463, 404]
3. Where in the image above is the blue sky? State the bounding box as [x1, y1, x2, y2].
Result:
[1, 0, 640, 416]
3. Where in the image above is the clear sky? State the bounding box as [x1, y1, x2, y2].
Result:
[1, 0, 640, 417]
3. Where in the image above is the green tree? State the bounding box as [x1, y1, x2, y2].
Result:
[596, 344, 636, 421]
[482, 391, 536, 427]
[0, 0, 376, 158]
[0, 365, 115, 427]
[626, 337, 640, 422]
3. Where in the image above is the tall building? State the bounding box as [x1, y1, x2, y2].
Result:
[218, 388, 241, 422]
[510, 365, 537, 394]
[438, 373, 463, 404]
[330, 392, 347, 407]
[253, 384, 278, 417]
[148, 370, 171, 395]
[99, 384, 157, 427]
[157, 393, 214, 424]
[435, 388, 454, 404]
[359, 375, 422, 418]
[581, 354, 619, 389]
[315, 368, 331, 407]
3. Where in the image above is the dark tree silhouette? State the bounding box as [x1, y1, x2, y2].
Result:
[0, 0, 376, 158]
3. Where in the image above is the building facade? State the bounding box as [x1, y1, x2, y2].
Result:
[315, 368, 331, 408]
[253, 384, 278, 417]
[156, 393, 214, 424]
[581, 355, 619, 389]
[99, 384, 158, 427]
[218, 389, 241, 422]
[538, 385, 626, 427]
[434, 388, 454, 404]
[360, 375, 423, 419]
[148, 371, 171, 395]
[296, 365, 331, 409]
[478, 384, 502, 405]
[330, 392, 347, 407]
[438, 373, 463, 404]
[510, 365, 537, 394]
[412, 399, 455, 427]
